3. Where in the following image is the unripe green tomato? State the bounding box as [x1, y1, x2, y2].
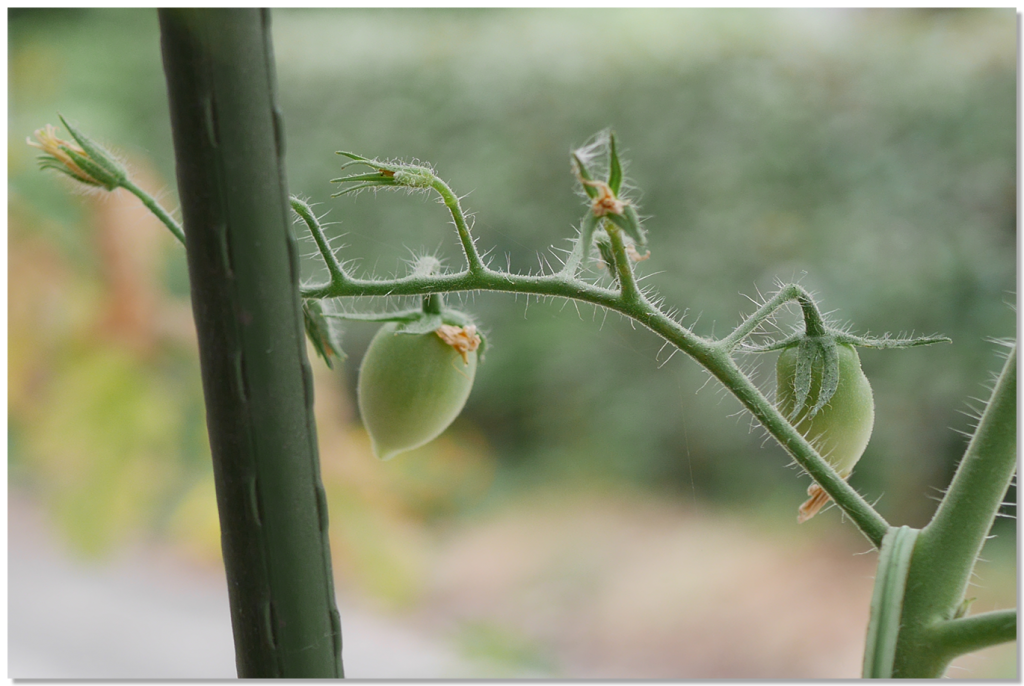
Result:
[358, 322, 477, 461]
[776, 343, 875, 477]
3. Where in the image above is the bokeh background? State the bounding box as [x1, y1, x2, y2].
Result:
[8, 8, 1017, 678]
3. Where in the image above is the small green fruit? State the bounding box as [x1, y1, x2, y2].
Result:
[777, 343, 875, 521]
[358, 322, 478, 461]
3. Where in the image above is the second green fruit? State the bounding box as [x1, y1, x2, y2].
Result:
[777, 343, 875, 521]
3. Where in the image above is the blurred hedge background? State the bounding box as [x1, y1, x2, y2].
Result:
[8, 8, 1016, 678]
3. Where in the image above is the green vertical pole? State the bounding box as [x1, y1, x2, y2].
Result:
[158, 9, 343, 677]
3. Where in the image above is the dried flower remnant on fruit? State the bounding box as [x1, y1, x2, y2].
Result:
[436, 324, 480, 365]
[27, 124, 103, 187]
[798, 483, 833, 523]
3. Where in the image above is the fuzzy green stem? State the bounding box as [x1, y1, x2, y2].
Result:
[892, 344, 1017, 677]
[695, 346, 889, 546]
[122, 178, 186, 245]
[798, 293, 828, 338]
[181, 163, 890, 547]
[291, 197, 347, 286]
[301, 262, 888, 545]
[605, 222, 642, 305]
[917, 343, 1016, 610]
[431, 177, 486, 275]
[929, 609, 1017, 659]
[720, 284, 815, 351]
[422, 293, 443, 315]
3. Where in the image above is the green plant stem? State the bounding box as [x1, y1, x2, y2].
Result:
[892, 344, 1017, 677]
[306, 272, 889, 547]
[159, 8, 342, 677]
[720, 283, 819, 351]
[42, 17, 1006, 677]
[297, 180, 890, 547]
[122, 178, 186, 245]
[606, 294, 881, 543]
[606, 223, 642, 305]
[930, 609, 1018, 658]
[126, 116, 890, 546]
[431, 177, 486, 274]
[422, 292, 443, 315]
[291, 198, 347, 286]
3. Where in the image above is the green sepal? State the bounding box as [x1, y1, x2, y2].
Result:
[332, 151, 436, 195]
[576, 212, 602, 267]
[330, 171, 400, 186]
[395, 313, 444, 335]
[321, 306, 486, 358]
[389, 308, 488, 360]
[572, 152, 600, 200]
[62, 147, 123, 191]
[439, 308, 476, 329]
[744, 329, 951, 355]
[791, 337, 816, 417]
[330, 182, 382, 197]
[608, 131, 623, 195]
[749, 318, 950, 416]
[323, 308, 424, 324]
[37, 156, 103, 186]
[302, 298, 346, 368]
[606, 204, 646, 248]
[594, 229, 616, 274]
[781, 335, 841, 418]
[58, 114, 127, 188]
[336, 151, 372, 163]
[834, 331, 952, 349]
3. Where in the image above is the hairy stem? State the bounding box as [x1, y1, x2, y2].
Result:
[720, 283, 819, 351]
[126, 111, 890, 547]
[297, 176, 889, 546]
[606, 223, 642, 305]
[893, 344, 1017, 677]
[431, 177, 486, 274]
[930, 609, 1018, 659]
[122, 178, 186, 245]
[291, 198, 348, 287]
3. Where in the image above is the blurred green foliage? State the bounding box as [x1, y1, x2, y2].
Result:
[9, 8, 1015, 556]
